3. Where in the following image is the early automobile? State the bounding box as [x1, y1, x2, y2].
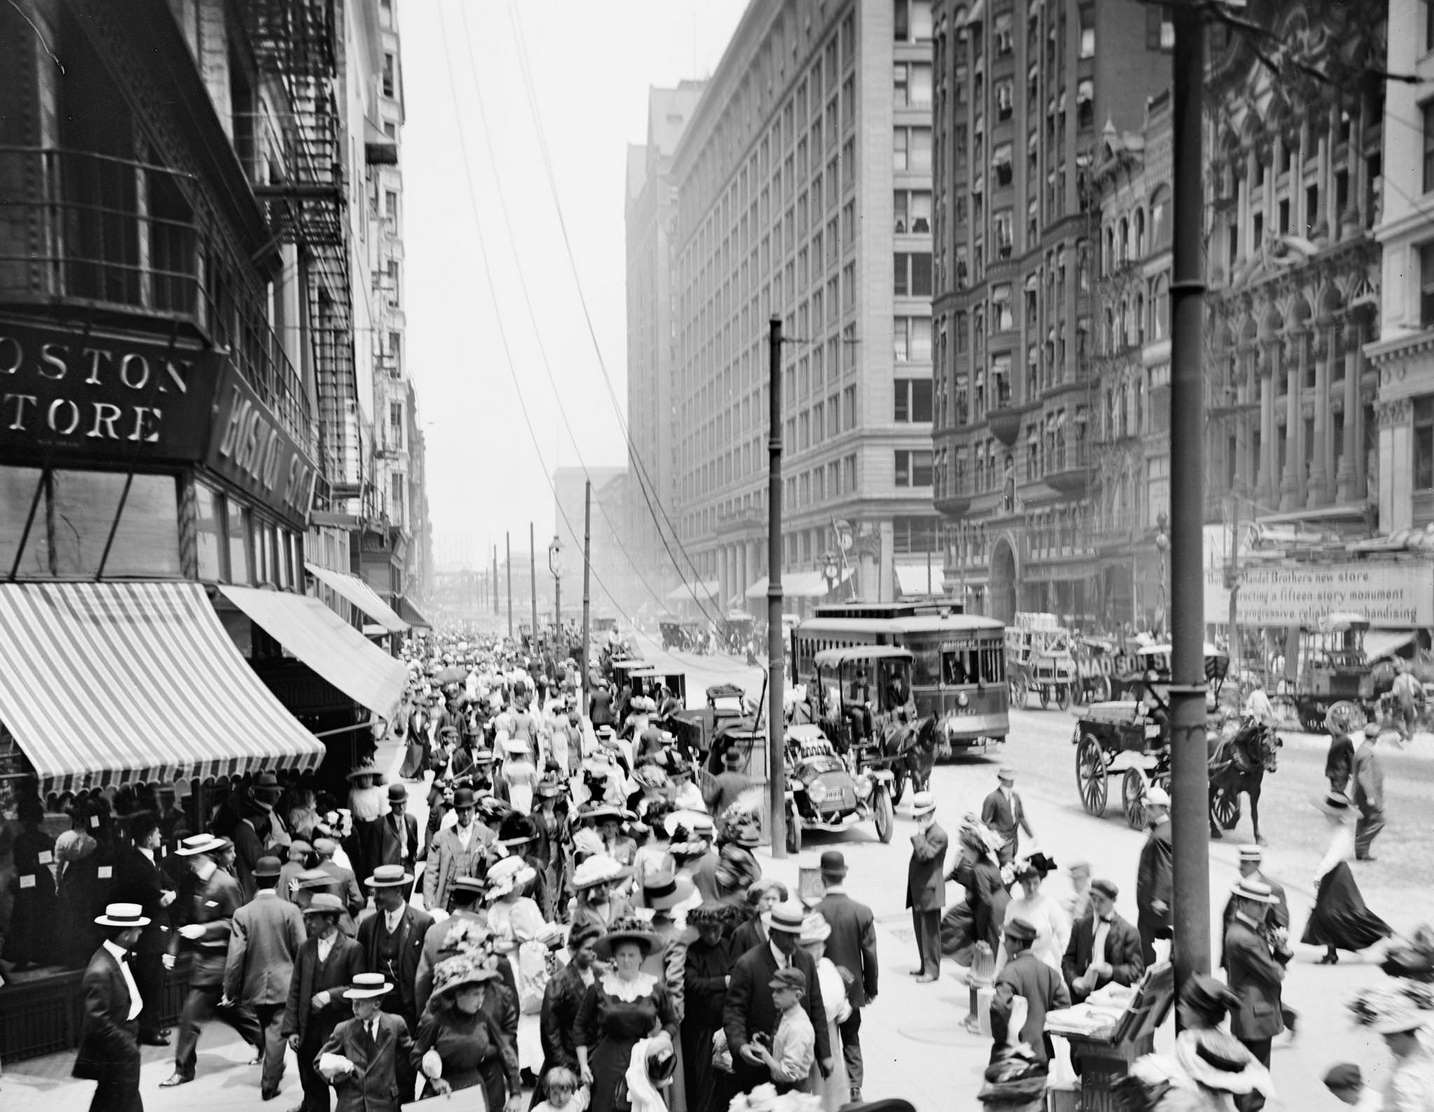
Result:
[782, 724, 895, 853]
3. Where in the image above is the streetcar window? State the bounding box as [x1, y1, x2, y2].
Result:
[910, 647, 940, 686]
[979, 643, 1006, 684]
[942, 647, 976, 685]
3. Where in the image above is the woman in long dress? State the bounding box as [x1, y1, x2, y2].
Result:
[682, 902, 738, 1112]
[642, 873, 698, 1112]
[1301, 791, 1392, 963]
[999, 856, 1070, 972]
[575, 924, 680, 1112]
[415, 956, 522, 1111]
[942, 819, 1010, 967]
[797, 912, 850, 1112]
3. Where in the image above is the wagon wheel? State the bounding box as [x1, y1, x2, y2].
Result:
[1122, 769, 1148, 830]
[1056, 685, 1073, 712]
[1039, 686, 1051, 709]
[890, 765, 908, 806]
[1072, 683, 1087, 707]
[1076, 734, 1108, 816]
[1210, 787, 1241, 832]
[873, 785, 894, 844]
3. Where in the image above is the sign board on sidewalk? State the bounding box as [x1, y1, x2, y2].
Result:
[1205, 560, 1434, 628]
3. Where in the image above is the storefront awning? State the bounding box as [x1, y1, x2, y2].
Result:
[305, 562, 409, 633]
[1365, 629, 1418, 662]
[397, 596, 433, 630]
[745, 569, 852, 600]
[896, 563, 941, 598]
[0, 583, 325, 794]
[219, 586, 410, 720]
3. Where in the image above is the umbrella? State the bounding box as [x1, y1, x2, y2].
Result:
[435, 666, 468, 685]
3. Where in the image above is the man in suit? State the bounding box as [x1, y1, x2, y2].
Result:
[1224, 878, 1288, 1112]
[905, 792, 947, 982]
[313, 838, 365, 935]
[1219, 845, 1297, 1038]
[980, 767, 1035, 866]
[113, 810, 177, 1046]
[225, 855, 308, 1100]
[163, 834, 263, 1088]
[990, 918, 1070, 1065]
[723, 901, 832, 1096]
[1352, 722, 1386, 860]
[283, 894, 364, 1112]
[316, 972, 416, 1112]
[416, 875, 490, 1011]
[813, 850, 878, 1102]
[1060, 877, 1144, 1002]
[356, 864, 433, 1099]
[1135, 786, 1174, 965]
[421, 787, 493, 914]
[72, 903, 148, 1112]
[704, 746, 756, 818]
[373, 784, 422, 900]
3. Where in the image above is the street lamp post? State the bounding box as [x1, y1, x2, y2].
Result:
[548, 535, 562, 647]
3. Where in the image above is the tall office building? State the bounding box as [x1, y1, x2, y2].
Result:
[666, 0, 941, 612]
[626, 82, 706, 596]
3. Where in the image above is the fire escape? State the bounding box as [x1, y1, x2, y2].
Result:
[246, 0, 358, 511]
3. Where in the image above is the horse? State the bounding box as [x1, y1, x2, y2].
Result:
[1207, 715, 1282, 843]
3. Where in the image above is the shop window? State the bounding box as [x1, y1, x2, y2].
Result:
[228, 500, 251, 585]
[195, 482, 227, 582]
[0, 466, 48, 575]
[1417, 398, 1434, 490]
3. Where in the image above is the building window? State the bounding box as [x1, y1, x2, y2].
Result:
[894, 252, 933, 297]
[1416, 398, 1434, 490]
[389, 401, 405, 450]
[1421, 242, 1434, 327]
[894, 378, 934, 422]
[228, 499, 251, 585]
[383, 52, 396, 98]
[894, 316, 932, 362]
[1424, 101, 1434, 193]
[1079, 11, 1095, 58]
[995, 13, 1014, 56]
[895, 449, 934, 487]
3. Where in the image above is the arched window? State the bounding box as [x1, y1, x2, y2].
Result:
[1152, 275, 1169, 340]
[1149, 186, 1170, 248]
[1134, 208, 1146, 257]
[1118, 217, 1129, 265]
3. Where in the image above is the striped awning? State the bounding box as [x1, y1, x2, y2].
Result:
[305, 562, 408, 633]
[396, 596, 433, 630]
[219, 586, 410, 720]
[0, 582, 326, 794]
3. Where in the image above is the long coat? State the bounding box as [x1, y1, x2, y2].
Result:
[422, 823, 493, 913]
[356, 902, 434, 1024]
[1136, 821, 1173, 929]
[1224, 917, 1285, 1042]
[373, 811, 422, 874]
[282, 933, 364, 1046]
[906, 822, 948, 911]
[813, 890, 879, 1008]
[980, 788, 1030, 849]
[990, 950, 1069, 1064]
[72, 946, 140, 1091]
[112, 845, 174, 957]
[317, 1011, 416, 1112]
[722, 943, 831, 1093]
[224, 890, 307, 1005]
[1060, 912, 1144, 1000]
[176, 866, 244, 986]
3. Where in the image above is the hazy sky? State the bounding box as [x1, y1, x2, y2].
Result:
[402, 0, 748, 568]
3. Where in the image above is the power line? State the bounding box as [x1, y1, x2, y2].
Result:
[451, 1, 695, 627]
[432, 0, 644, 634]
[506, 3, 726, 622]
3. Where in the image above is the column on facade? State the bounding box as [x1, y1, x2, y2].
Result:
[1336, 317, 1360, 501]
[1279, 330, 1302, 510]
[1257, 338, 1278, 504]
[1307, 320, 1331, 506]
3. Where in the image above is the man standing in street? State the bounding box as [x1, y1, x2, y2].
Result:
[422, 787, 491, 914]
[704, 746, 755, 818]
[72, 902, 149, 1112]
[1135, 786, 1173, 966]
[162, 834, 263, 1089]
[225, 855, 307, 1101]
[114, 810, 176, 1047]
[1224, 878, 1287, 1112]
[980, 767, 1034, 866]
[1390, 661, 1425, 741]
[1060, 878, 1143, 1003]
[905, 791, 947, 983]
[312, 837, 364, 937]
[990, 918, 1069, 1066]
[813, 850, 878, 1102]
[356, 863, 433, 1100]
[1220, 845, 1296, 1037]
[1353, 722, 1386, 861]
[375, 783, 422, 899]
[282, 894, 363, 1112]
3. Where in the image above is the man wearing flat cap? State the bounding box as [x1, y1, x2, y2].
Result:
[1061, 878, 1143, 1003]
[283, 893, 364, 1112]
[990, 917, 1069, 1066]
[313, 838, 365, 934]
[814, 849, 878, 1101]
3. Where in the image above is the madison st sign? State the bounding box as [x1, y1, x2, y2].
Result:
[0, 320, 217, 460]
[1205, 560, 1434, 628]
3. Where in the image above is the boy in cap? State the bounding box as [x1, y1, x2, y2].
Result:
[1061, 878, 1143, 1002]
[1135, 786, 1174, 965]
[751, 966, 816, 1093]
[990, 917, 1069, 1065]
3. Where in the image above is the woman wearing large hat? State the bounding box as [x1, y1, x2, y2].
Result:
[1301, 791, 1392, 964]
[681, 901, 741, 1112]
[414, 955, 521, 1110]
[576, 920, 680, 1112]
[570, 854, 634, 939]
[640, 866, 697, 1112]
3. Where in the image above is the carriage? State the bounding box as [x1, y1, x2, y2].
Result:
[1070, 637, 1117, 705]
[809, 646, 929, 803]
[1005, 614, 1079, 710]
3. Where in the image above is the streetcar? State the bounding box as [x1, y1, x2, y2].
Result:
[792, 601, 1008, 755]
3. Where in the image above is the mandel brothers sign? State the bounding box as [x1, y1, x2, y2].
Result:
[1205, 561, 1434, 628]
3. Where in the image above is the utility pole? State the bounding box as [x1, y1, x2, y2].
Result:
[529, 521, 538, 649]
[506, 532, 513, 638]
[1169, 0, 1211, 1000]
[581, 479, 592, 715]
[767, 317, 787, 858]
[1227, 491, 1241, 677]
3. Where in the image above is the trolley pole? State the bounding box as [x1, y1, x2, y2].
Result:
[581, 479, 593, 716]
[506, 532, 513, 639]
[530, 521, 539, 650]
[767, 316, 787, 858]
[1169, 0, 1211, 1001]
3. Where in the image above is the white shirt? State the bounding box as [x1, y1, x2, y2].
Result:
[384, 903, 407, 934]
[103, 940, 143, 1021]
[317, 933, 336, 964]
[456, 822, 474, 851]
[1091, 917, 1111, 967]
[769, 940, 790, 969]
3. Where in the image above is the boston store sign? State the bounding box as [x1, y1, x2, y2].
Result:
[206, 364, 318, 527]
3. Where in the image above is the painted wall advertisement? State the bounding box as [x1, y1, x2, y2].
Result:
[1205, 561, 1434, 628]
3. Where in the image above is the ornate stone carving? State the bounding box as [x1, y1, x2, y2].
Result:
[1375, 397, 1414, 428]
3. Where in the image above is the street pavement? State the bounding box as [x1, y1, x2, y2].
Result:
[4, 648, 1419, 1111]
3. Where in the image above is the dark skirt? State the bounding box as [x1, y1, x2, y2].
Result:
[399, 734, 430, 779]
[1301, 861, 1391, 952]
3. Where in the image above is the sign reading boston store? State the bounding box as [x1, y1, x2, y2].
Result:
[0, 319, 217, 460]
[207, 364, 318, 527]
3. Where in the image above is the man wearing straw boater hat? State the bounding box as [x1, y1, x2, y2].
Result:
[283, 893, 363, 1112]
[72, 902, 149, 1111]
[1223, 877, 1287, 1112]
[315, 972, 416, 1112]
[356, 863, 433, 1099]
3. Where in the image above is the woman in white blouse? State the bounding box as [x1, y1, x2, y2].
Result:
[999, 856, 1070, 973]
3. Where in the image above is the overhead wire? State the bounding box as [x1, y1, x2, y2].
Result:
[451, 0, 703, 628]
[432, 0, 645, 634]
[505, 2, 728, 624]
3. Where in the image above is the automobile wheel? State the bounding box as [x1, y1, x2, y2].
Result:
[785, 807, 802, 855]
[1056, 685, 1072, 712]
[1210, 788, 1241, 832]
[874, 786, 894, 844]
